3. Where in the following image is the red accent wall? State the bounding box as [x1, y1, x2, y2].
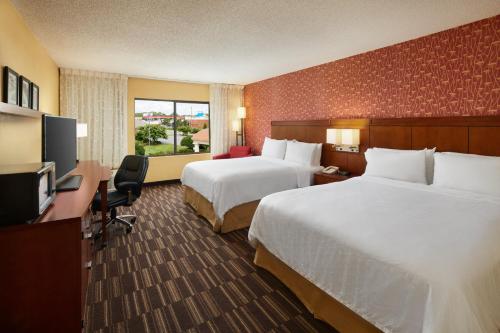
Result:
[244, 16, 500, 153]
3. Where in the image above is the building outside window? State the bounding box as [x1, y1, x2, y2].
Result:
[134, 99, 209, 156]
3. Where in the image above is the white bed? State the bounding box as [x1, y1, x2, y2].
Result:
[181, 156, 322, 220]
[249, 176, 500, 333]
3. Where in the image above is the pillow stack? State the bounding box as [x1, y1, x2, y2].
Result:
[261, 137, 287, 159]
[364, 148, 429, 184]
[285, 141, 322, 166]
[433, 152, 500, 197]
[364, 147, 500, 197]
[367, 147, 436, 184]
[261, 137, 322, 167]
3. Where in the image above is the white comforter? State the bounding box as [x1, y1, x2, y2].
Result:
[248, 176, 500, 333]
[181, 156, 321, 219]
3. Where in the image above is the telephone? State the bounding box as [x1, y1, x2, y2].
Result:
[322, 166, 339, 174]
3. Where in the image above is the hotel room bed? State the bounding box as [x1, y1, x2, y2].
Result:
[248, 176, 500, 333]
[181, 156, 322, 233]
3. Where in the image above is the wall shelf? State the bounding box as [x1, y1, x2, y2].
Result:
[0, 101, 46, 118]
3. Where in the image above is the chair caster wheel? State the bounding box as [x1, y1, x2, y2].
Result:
[131, 217, 137, 224]
[126, 227, 132, 234]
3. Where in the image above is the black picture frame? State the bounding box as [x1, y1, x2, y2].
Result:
[30, 82, 39, 111]
[2, 66, 19, 105]
[18, 76, 31, 108]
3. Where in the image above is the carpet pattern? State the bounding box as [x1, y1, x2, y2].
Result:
[85, 183, 335, 333]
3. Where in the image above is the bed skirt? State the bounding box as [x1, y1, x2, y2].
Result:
[183, 186, 259, 233]
[254, 244, 381, 333]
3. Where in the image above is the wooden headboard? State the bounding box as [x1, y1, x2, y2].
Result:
[271, 116, 500, 175]
[271, 120, 330, 143]
[369, 116, 500, 156]
[270, 119, 368, 175]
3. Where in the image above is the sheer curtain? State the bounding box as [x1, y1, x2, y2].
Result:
[60, 69, 127, 168]
[209, 84, 244, 155]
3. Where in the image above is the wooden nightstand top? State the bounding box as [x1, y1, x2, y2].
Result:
[313, 172, 350, 185]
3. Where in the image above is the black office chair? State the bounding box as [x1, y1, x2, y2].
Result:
[93, 155, 149, 235]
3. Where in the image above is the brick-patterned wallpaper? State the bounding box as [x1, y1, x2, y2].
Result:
[244, 16, 500, 153]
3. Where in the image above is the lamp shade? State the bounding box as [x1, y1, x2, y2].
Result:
[237, 107, 246, 119]
[77, 123, 88, 138]
[326, 129, 341, 144]
[340, 129, 360, 145]
[232, 119, 241, 132]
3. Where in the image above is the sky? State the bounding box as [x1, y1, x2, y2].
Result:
[135, 100, 208, 116]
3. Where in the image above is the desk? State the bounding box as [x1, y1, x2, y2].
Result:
[39, 161, 111, 222]
[0, 161, 111, 333]
[39, 161, 112, 244]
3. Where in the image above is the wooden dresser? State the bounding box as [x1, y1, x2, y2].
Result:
[0, 161, 111, 333]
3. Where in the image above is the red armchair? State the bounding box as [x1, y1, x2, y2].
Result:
[213, 146, 252, 159]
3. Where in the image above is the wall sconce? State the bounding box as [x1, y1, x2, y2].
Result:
[326, 128, 360, 153]
[237, 107, 246, 119]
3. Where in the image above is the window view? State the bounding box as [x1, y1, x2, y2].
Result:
[134, 99, 209, 156]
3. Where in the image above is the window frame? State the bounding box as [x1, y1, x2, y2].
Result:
[134, 98, 211, 157]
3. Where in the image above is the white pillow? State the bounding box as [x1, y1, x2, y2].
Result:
[432, 152, 500, 197]
[261, 137, 287, 159]
[312, 143, 323, 166]
[374, 147, 436, 184]
[284, 141, 318, 166]
[364, 148, 427, 184]
[285, 140, 322, 166]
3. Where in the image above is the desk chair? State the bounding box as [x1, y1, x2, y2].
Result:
[93, 155, 149, 235]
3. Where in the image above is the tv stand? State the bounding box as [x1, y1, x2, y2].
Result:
[0, 161, 111, 332]
[56, 175, 83, 191]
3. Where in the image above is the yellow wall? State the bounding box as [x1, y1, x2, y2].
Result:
[128, 77, 210, 182]
[0, 0, 59, 165]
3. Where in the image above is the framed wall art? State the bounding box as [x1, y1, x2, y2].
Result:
[18, 76, 31, 108]
[2, 66, 19, 105]
[30, 82, 39, 110]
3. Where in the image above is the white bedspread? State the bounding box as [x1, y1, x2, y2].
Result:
[248, 176, 500, 333]
[181, 156, 321, 219]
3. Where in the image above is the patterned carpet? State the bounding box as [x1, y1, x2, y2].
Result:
[84, 183, 336, 333]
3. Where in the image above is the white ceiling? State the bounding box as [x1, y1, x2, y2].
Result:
[12, 0, 500, 85]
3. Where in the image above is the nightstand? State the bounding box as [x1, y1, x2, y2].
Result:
[314, 172, 350, 185]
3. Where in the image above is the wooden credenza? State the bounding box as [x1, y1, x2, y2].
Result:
[0, 161, 111, 333]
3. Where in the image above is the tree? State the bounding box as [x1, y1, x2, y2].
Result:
[191, 127, 200, 134]
[135, 141, 145, 155]
[161, 118, 173, 127]
[142, 111, 166, 118]
[180, 135, 194, 151]
[135, 124, 168, 145]
[202, 123, 208, 129]
[199, 144, 209, 153]
[176, 119, 189, 127]
[177, 125, 191, 135]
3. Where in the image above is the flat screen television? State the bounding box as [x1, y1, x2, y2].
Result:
[42, 115, 82, 191]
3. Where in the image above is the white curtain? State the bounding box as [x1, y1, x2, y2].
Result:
[60, 69, 127, 168]
[209, 84, 244, 155]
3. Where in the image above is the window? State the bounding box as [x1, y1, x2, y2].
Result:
[134, 99, 209, 156]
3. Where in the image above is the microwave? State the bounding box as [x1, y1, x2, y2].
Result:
[0, 162, 56, 226]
